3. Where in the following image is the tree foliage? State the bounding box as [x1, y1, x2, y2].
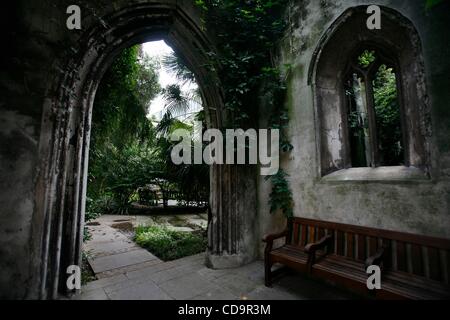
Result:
[87, 45, 209, 219]
[196, 0, 294, 217]
[87, 46, 161, 216]
[373, 65, 404, 165]
[162, 54, 197, 85]
[91, 46, 160, 149]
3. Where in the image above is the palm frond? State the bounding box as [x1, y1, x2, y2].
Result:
[163, 84, 191, 116]
[156, 111, 175, 137]
[162, 53, 196, 85]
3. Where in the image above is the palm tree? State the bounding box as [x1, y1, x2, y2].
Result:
[153, 52, 209, 207]
[156, 52, 202, 133]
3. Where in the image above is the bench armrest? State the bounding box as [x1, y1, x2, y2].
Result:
[365, 245, 387, 269]
[304, 234, 333, 254]
[304, 234, 333, 273]
[263, 229, 289, 255]
[262, 229, 289, 243]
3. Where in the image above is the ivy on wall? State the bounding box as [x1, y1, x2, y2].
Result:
[196, 0, 294, 217]
[425, 0, 445, 9]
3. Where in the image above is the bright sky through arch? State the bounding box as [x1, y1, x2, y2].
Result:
[142, 40, 198, 120]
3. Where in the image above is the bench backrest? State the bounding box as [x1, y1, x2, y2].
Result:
[288, 217, 450, 285]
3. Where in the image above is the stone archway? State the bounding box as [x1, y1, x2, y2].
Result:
[35, 1, 258, 299]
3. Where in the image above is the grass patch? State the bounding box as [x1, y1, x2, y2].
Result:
[135, 225, 207, 261]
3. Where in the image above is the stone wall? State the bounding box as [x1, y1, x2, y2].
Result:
[258, 0, 450, 255]
[1, 0, 449, 299]
[0, 0, 232, 300]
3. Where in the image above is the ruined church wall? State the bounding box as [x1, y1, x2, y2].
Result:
[0, 0, 203, 299]
[258, 0, 450, 256]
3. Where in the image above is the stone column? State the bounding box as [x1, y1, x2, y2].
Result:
[206, 164, 259, 269]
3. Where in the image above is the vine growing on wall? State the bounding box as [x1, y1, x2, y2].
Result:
[196, 0, 294, 217]
[425, 0, 445, 9]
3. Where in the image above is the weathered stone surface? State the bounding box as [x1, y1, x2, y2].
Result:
[258, 0, 450, 258]
[74, 288, 110, 301]
[158, 273, 220, 300]
[212, 273, 260, 297]
[1, 0, 449, 299]
[191, 288, 236, 300]
[82, 274, 129, 293]
[90, 249, 158, 274]
[107, 280, 173, 300]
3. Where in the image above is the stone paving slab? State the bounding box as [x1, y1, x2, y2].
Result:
[102, 275, 156, 295]
[86, 232, 129, 244]
[125, 259, 178, 280]
[245, 285, 301, 300]
[191, 287, 237, 300]
[212, 273, 260, 297]
[148, 264, 201, 285]
[97, 258, 164, 279]
[82, 274, 129, 293]
[84, 239, 137, 257]
[75, 288, 109, 300]
[107, 280, 173, 300]
[90, 247, 159, 274]
[197, 267, 232, 280]
[159, 273, 220, 300]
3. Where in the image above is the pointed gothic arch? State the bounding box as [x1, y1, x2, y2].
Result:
[308, 6, 431, 178]
[34, 2, 258, 299]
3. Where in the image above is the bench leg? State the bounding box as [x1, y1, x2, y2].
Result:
[265, 258, 273, 287]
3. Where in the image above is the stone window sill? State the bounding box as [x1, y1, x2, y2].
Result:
[321, 166, 431, 183]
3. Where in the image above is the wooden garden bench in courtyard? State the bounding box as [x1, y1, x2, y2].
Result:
[263, 217, 450, 300]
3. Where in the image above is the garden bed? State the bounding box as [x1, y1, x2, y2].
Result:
[134, 225, 207, 261]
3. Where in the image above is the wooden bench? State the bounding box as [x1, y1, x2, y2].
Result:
[263, 217, 450, 299]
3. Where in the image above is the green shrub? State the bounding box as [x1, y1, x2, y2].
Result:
[85, 195, 120, 221]
[135, 225, 207, 261]
[83, 227, 92, 242]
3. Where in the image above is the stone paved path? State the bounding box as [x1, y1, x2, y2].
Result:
[76, 215, 357, 300]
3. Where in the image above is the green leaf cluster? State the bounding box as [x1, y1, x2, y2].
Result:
[91, 46, 160, 149]
[135, 225, 207, 261]
[197, 0, 294, 217]
[265, 169, 293, 217]
[87, 46, 209, 218]
[373, 65, 404, 165]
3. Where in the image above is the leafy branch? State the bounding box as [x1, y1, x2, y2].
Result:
[196, 0, 294, 217]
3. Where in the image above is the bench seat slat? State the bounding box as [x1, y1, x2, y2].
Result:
[270, 246, 309, 263]
[269, 245, 309, 274]
[381, 272, 450, 300]
[384, 270, 450, 295]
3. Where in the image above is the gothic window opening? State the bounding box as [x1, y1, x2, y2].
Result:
[344, 49, 405, 168]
